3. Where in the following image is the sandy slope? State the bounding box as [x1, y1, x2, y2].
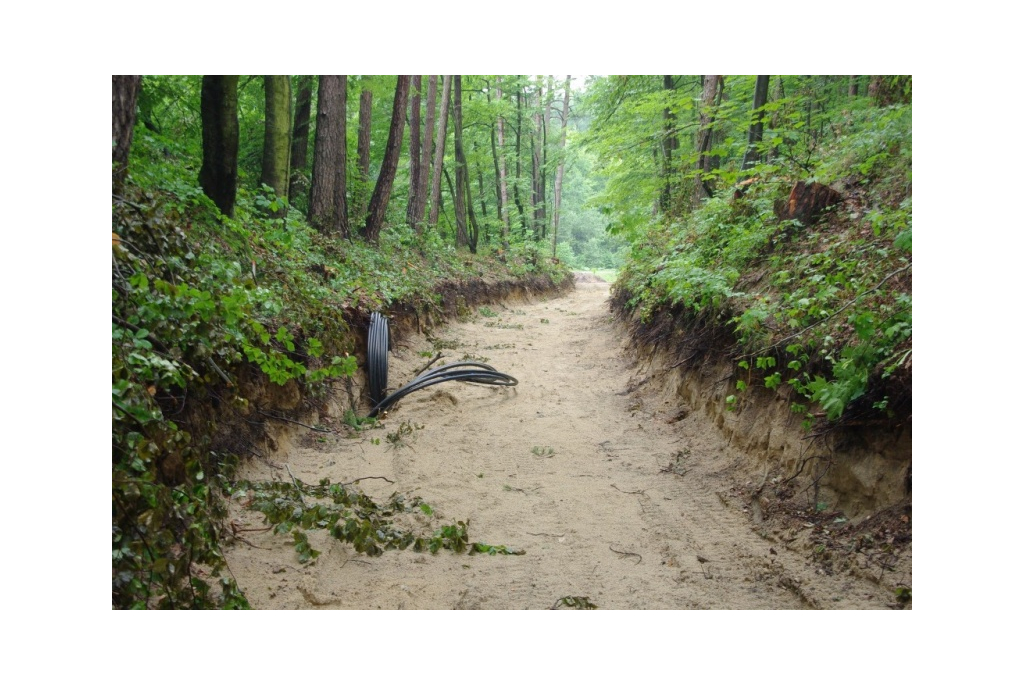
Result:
[223, 280, 894, 609]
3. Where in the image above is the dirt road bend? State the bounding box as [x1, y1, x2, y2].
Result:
[225, 279, 894, 609]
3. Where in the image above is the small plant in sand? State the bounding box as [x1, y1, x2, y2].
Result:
[551, 596, 598, 609]
[343, 408, 378, 431]
[426, 335, 462, 351]
[386, 421, 422, 450]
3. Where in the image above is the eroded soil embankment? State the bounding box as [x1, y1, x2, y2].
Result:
[613, 290, 911, 598]
[223, 279, 909, 609]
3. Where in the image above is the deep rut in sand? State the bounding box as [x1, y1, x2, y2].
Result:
[224, 279, 896, 609]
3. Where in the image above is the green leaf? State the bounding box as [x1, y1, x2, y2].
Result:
[307, 337, 323, 358]
[894, 229, 912, 252]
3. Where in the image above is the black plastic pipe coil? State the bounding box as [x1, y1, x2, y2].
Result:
[366, 312, 518, 418]
[367, 312, 389, 406]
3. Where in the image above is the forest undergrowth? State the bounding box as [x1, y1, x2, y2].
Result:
[610, 102, 912, 432]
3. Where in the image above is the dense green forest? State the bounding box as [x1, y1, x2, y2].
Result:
[112, 75, 910, 609]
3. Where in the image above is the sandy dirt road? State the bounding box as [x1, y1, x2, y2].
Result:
[224, 279, 894, 609]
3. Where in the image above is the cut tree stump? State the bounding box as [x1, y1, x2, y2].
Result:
[774, 181, 843, 225]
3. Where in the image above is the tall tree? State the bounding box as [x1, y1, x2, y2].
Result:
[474, 139, 489, 220]
[513, 83, 529, 237]
[741, 75, 771, 173]
[363, 76, 410, 242]
[541, 76, 554, 235]
[112, 75, 142, 192]
[531, 79, 545, 239]
[660, 75, 678, 214]
[485, 81, 501, 224]
[309, 75, 346, 233]
[466, 152, 481, 250]
[453, 75, 471, 249]
[413, 76, 438, 228]
[261, 75, 292, 215]
[494, 77, 511, 250]
[289, 76, 314, 202]
[331, 77, 350, 237]
[356, 85, 373, 223]
[427, 76, 452, 230]
[766, 76, 786, 162]
[551, 76, 571, 258]
[198, 75, 239, 217]
[694, 75, 724, 202]
[406, 76, 422, 228]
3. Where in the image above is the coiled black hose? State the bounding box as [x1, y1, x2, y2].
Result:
[365, 312, 518, 418]
[367, 312, 389, 406]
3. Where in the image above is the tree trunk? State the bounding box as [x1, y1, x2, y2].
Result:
[487, 123, 499, 227]
[309, 75, 345, 232]
[513, 84, 528, 238]
[262, 75, 292, 215]
[660, 75, 677, 214]
[363, 75, 410, 242]
[694, 75, 723, 202]
[868, 76, 911, 106]
[112, 75, 142, 192]
[772, 75, 786, 123]
[483, 80, 501, 233]
[494, 77, 510, 250]
[848, 75, 859, 97]
[331, 76, 349, 237]
[428, 76, 452, 230]
[473, 137, 488, 247]
[199, 75, 239, 218]
[443, 165, 457, 238]
[541, 76, 553, 238]
[406, 76, 422, 228]
[356, 86, 373, 224]
[453, 76, 470, 250]
[531, 80, 544, 239]
[551, 76, 571, 259]
[766, 76, 786, 162]
[774, 180, 843, 225]
[741, 75, 770, 173]
[414, 75, 438, 229]
[468, 156, 481, 251]
[475, 143, 488, 219]
[289, 76, 314, 202]
[652, 145, 661, 217]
